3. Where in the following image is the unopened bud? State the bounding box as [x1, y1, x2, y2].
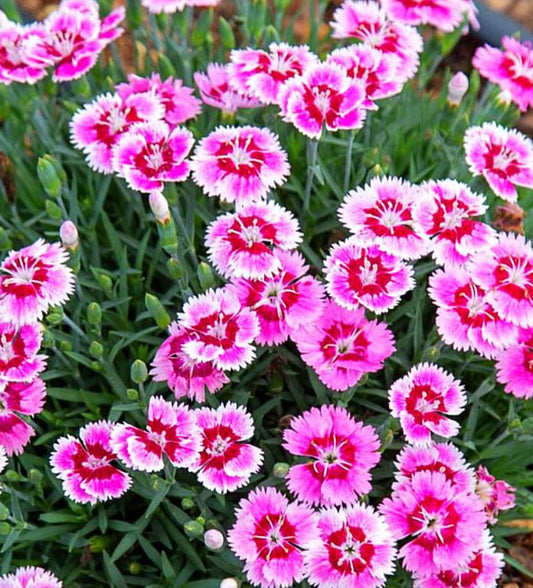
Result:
[145, 293, 171, 330]
[29, 468, 43, 485]
[129, 562, 142, 575]
[97, 274, 113, 294]
[0, 504, 9, 520]
[184, 520, 204, 537]
[130, 359, 148, 384]
[37, 156, 62, 198]
[273, 462, 290, 479]
[220, 579, 240, 588]
[167, 258, 184, 279]
[45, 200, 62, 220]
[89, 341, 104, 358]
[0, 522, 10, 535]
[60, 220, 79, 250]
[197, 262, 216, 290]
[204, 529, 224, 550]
[149, 191, 170, 224]
[181, 497, 195, 510]
[87, 302, 102, 325]
[127, 388, 139, 401]
[497, 89, 512, 107]
[88, 535, 111, 553]
[447, 72, 468, 106]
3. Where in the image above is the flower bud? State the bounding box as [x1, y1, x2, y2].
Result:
[60, 220, 79, 250]
[181, 497, 195, 510]
[167, 258, 184, 279]
[45, 200, 63, 221]
[218, 16, 235, 50]
[88, 535, 111, 553]
[37, 156, 62, 199]
[220, 579, 240, 588]
[197, 262, 216, 291]
[127, 388, 139, 401]
[0, 503, 9, 521]
[184, 520, 204, 537]
[447, 72, 468, 107]
[273, 462, 290, 479]
[0, 522, 10, 535]
[59, 339, 72, 353]
[129, 562, 142, 575]
[89, 341, 104, 358]
[145, 293, 171, 330]
[130, 359, 148, 384]
[204, 529, 224, 551]
[29, 468, 43, 485]
[149, 191, 170, 224]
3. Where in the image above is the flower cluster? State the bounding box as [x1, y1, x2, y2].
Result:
[0, 0, 124, 85]
[0, 239, 74, 457]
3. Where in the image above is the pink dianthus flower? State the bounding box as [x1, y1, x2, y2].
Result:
[283, 405, 381, 506]
[0, 21, 48, 85]
[141, 0, 221, 14]
[0, 322, 46, 383]
[0, 566, 62, 588]
[380, 0, 476, 32]
[475, 465, 515, 524]
[228, 487, 317, 588]
[495, 326, 533, 399]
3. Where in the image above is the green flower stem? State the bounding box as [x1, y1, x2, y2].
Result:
[304, 139, 319, 212]
[344, 131, 355, 194]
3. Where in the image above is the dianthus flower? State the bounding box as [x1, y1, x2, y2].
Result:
[283, 405, 381, 506]
[112, 121, 194, 193]
[0, 239, 75, 326]
[304, 504, 397, 588]
[380, 471, 487, 574]
[141, 0, 220, 13]
[190, 126, 290, 205]
[338, 176, 430, 260]
[228, 487, 317, 588]
[50, 421, 131, 504]
[278, 63, 367, 139]
[0, 21, 48, 85]
[380, 0, 476, 32]
[329, 1, 423, 81]
[395, 442, 476, 495]
[70, 92, 164, 174]
[389, 363, 466, 445]
[116, 73, 201, 126]
[413, 179, 496, 266]
[473, 36, 533, 112]
[150, 322, 230, 403]
[464, 122, 533, 202]
[495, 327, 533, 399]
[0, 566, 63, 588]
[111, 397, 201, 472]
[324, 238, 415, 314]
[0, 378, 46, 456]
[228, 42, 318, 105]
[190, 402, 263, 493]
[292, 299, 395, 391]
[231, 250, 325, 346]
[475, 466, 515, 524]
[178, 287, 260, 370]
[0, 322, 46, 382]
[205, 201, 302, 280]
[468, 232, 533, 327]
[429, 266, 518, 359]
[327, 45, 404, 109]
[194, 63, 262, 115]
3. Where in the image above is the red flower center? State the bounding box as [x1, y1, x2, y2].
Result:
[216, 136, 265, 179]
[327, 525, 375, 575]
[252, 512, 297, 560]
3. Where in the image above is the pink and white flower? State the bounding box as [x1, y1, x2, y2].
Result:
[380, 0, 476, 32]
[0, 21, 48, 85]
[232, 250, 325, 346]
[228, 43, 318, 105]
[495, 327, 533, 399]
[0, 322, 46, 382]
[278, 62, 367, 139]
[473, 36, 533, 112]
[389, 363, 466, 445]
[205, 201, 302, 280]
[475, 465, 515, 524]
[194, 63, 262, 114]
[141, 0, 221, 14]
[50, 421, 131, 504]
[464, 122, 533, 202]
[0, 566, 63, 588]
[0, 378, 46, 456]
[324, 238, 415, 314]
[112, 121, 194, 193]
[228, 487, 317, 588]
[150, 322, 230, 403]
[413, 179, 496, 266]
[283, 405, 381, 506]
[338, 176, 430, 260]
[190, 126, 290, 205]
[190, 402, 263, 493]
[292, 299, 395, 391]
[380, 470, 487, 574]
[0, 240, 75, 326]
[304, 504, 397, 588]
[110, 397, 201, 472]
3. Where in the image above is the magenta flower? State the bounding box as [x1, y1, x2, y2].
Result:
[111, 397, 201, 472]
[278, 62, 367, 139]
[324, 238, 415, 314]
[380, 0, 475, 32]
[141, 0, 221, 14]
[468, 232, 533, 327]
[413, 179, 496, 267]
[389, 363, 466, 445]
[292, 299, 395, 391]
[0, 378, 46, 456]
[495, 327, 533, 399]
[380, 470, 487, 574]
[473, 36, 533, 112]
[475, 466, 515, 524]
[232, 250, 326, 346]
[116, 73, 201, 126]
[70, 92, 164, 174]
[50, 421, 131, 504]
[283, 405, 381, 506]
[338, 176, 430, 260]
[0, 240, 75, 326]
[0, 22, 48, 85]
[228, 42, 318, 105]
[464, 122, 533, 202]
[150, 322, 230, 403]
[179, 287, 259, 370]
[112, 121, 194, 193]
[429, 267, 518, 359]
[228, 487, 317, 588]
[205, 201, 302, 280]
[0, 322, 46, 382]
[194, 63, 262, 115]
[190, 402, 263, 493]
[0, 566, 62, 588]
[305, 504, 397, 588]
[190, 126, 290, 205]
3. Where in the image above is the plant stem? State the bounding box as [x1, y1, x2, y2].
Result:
[304, 139, 319, 211]
[344, 131, 355, 194]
